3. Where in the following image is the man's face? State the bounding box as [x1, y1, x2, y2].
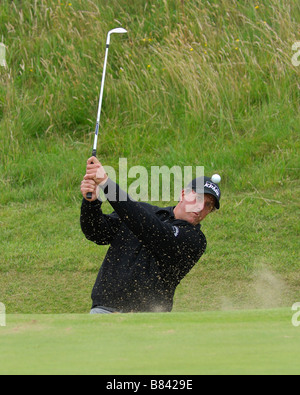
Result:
[175, 190, 216, 226]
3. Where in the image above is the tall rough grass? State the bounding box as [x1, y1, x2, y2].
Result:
[0, 0, 299, 203]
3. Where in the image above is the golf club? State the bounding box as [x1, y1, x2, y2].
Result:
[87, 27, 128, 199]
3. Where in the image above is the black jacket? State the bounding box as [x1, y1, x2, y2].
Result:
[80, 179, 207, 313]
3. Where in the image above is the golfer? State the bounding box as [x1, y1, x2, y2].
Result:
[80, 157, 221, 314]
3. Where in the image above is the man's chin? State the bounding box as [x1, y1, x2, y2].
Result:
[187, 213, 201, 226]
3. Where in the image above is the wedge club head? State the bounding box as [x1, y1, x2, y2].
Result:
[107, 28, 128, 45]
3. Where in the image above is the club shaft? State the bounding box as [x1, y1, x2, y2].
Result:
[87, 29, 127, 200]
[92, 43, 110, 152]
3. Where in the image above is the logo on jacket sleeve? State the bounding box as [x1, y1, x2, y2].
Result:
[172, 226, 180, 237]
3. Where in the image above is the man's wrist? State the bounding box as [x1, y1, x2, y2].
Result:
[83, 197, 102, 206]
[99, 177, 109, 187]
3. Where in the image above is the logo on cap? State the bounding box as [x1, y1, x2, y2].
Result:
[204, 181, 220, 197]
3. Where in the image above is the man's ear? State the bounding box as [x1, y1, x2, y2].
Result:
[179, 189, 185, 202]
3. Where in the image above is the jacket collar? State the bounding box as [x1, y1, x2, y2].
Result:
[156, 206, 176, 218]
[156, 206, 201, 230]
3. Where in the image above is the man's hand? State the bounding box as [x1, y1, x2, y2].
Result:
[81, 178, 98, 202]
[84, 156, 108, 185]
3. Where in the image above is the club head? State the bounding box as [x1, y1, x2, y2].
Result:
[107, 28, 128, 45]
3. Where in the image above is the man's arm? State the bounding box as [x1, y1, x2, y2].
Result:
[80, 172, 121, 245]
[80, 199, 122, 245]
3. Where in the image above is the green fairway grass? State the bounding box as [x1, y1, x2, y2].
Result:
[1, 309, 299, 375]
